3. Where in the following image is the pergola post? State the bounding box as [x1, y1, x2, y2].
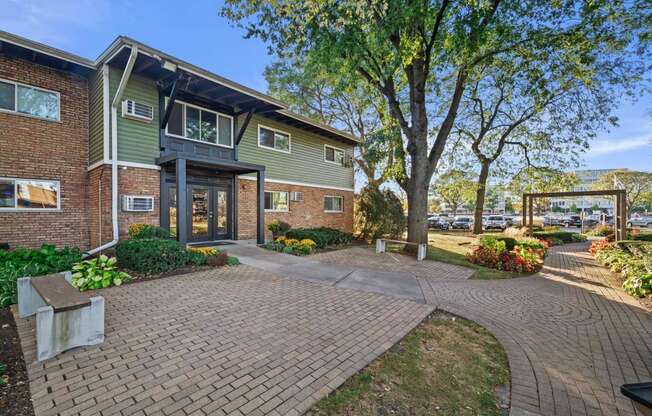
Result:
[522, 194, 527, 229]
[528, 196, 534, 237]
[613, 194, 619, 240]
[620, 191, 627, 241]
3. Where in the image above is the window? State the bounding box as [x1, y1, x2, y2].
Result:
[0, 79, 59, 121]
[165, 100, 233, 147]
[258, 125, 291, 153]
[324, 196, 343, 212]
[0, 178, 60, 210]
[324, 145, 345, 165]
[264, 191, 289, 212]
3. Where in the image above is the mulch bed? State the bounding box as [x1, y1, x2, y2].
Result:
[0, 307, 34, 416]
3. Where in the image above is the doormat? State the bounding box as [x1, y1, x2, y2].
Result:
[188, 241, 235, 247]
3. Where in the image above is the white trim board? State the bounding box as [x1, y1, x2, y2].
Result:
[87, 160, 161, 171]
[238, 175, 354, 192]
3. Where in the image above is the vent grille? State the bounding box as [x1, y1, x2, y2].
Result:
[121, 195, 154, 212]
[122, 100, 153, 121]
[290, 191, 304, 202]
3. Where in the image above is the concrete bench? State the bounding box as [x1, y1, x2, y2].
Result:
[17, 272, 104, 361]
[375, 239, 428, 261]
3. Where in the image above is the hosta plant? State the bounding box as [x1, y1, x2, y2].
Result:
[71, 255, 130, 291]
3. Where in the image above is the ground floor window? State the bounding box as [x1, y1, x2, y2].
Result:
[0, 178, 59, 210]
[264, 191, 289, 212]
[324, 195, 343, 212]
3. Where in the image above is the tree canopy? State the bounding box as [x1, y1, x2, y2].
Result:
[592, 170, 652, 212]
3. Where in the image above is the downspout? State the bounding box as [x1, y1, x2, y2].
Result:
[86, 45, 139, 255]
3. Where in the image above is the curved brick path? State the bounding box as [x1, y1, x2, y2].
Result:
[419, 243, 652, 416]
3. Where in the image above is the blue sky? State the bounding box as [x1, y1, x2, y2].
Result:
[2, 0, 651, 173]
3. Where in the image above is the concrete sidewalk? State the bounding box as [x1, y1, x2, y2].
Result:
[222, 243, 471, 302]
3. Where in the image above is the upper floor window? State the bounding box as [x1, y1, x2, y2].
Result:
[324, 144, 345, 166]
[0, 79, 60, 121]
[258, 125, 291, 153]
[166, 99, 233, 148]
[0, 178, 60, 210]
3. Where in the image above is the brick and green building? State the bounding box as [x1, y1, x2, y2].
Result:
[0, 31, 358, 250]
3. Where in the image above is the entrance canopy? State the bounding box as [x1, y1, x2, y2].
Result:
[522, 189, 627, 241]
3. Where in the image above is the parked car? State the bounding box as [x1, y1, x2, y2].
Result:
[627, 216, 652, 228]
[451, 216, 474, 230]
[484, 215, 508, 231]
[562, 215, 582, 228]
[428, 215, 450, 230]
[544, 216, 563, 226]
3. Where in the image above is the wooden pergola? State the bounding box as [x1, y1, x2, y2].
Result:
[522, 189, 628, 241]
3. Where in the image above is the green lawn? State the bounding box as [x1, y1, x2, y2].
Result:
[311, 312, 510, 416]
[425, 231, 518, 279]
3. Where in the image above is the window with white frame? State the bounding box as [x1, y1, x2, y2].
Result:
[258, 125, 290, 153]
[166, 100, 233, 147]
[264, 191, 289, 212]
[324, 196, 343, 212]
[0, 178, 60, 210]
[324, 145, 345, 165]
[0, 79, 60, 121]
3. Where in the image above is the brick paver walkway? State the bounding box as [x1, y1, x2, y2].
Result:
[418, 243, 652, 416]
[14, 265, 432, 416]
[13, 242, 652, 416]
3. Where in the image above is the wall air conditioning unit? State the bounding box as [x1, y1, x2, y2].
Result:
[121, 195, 154, 212]
[290, 191, 304, 202]
[122, 99, 153, 122]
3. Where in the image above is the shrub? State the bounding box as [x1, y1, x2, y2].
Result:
[533, 231, 585, 245]
[632, 233, 652, 242]
[587, 225, 613, 237]
[268, 220, 291, 238]
[227, 256, 240, 266]
[482, 234, 517, 250]
[188, 247, 217, 256]
[477, 236, 507, 255]
[262, 237, 317, 256]
[129, 224, 171, 240]
[206, 252, 228, 267]
[623, 273, 652, 298]
[468, 235, 547, 273]
[187, 250, 208, 266]
[71, 255, 130, 291]
[354, 185, 406, 240]
[285, 227, 352, 249]
[116, 239, 190, 274]
[0, 244, 83, 307]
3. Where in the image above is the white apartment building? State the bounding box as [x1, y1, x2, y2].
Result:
[550, 169, 625, 213]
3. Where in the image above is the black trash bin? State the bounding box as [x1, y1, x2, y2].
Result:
[621, 382, 652, 416]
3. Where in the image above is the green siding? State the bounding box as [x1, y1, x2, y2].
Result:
[88, 69, 104, 164]
[108, 66, 160, 165]
[238, 115, 355, 189]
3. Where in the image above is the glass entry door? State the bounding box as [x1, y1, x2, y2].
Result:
[188, 184, 231, 242]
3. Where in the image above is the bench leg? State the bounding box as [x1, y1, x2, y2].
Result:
[36, 306, 55, 361]
[35, 296, 105, 362]
[18, 277, 46, 318]
[376, 239, 386, 254]
[417, 244, 427, 261]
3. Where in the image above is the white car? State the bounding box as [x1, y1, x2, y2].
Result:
[484, 215, 508, 231]
[627, 216, 652, 228]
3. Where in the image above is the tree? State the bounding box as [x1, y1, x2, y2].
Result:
[592, 170, 652, 212]
[355, 185, 406, 239]
[504, 198, 514, 213]
[430, 170, 476, 216]
[221, 0, 651, 244]
[484, 185, 504, 214]
[508, 168, 579, 214]
[265, 60, 402, 189]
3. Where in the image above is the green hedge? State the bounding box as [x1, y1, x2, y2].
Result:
[0, 244, 82, 307]
[131, 225, 171, 240]
[533, 231, 586, 244]
[116, 239, 190, 274]
[285, 227, 352, 249]
[633, 233, 652, 242]
[482, 234, 517, 250]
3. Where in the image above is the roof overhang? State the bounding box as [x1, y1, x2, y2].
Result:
[157, 152, 265, 174]
[0, 30, 95, 77]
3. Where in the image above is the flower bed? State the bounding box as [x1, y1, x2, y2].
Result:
[467, 235, 548, 273]
[532, 230, 586, 246]
[590, 240, 652, 298]
[262, 237, 317, 256]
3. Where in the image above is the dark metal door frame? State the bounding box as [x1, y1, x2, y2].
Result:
[187, 183, 233, 242]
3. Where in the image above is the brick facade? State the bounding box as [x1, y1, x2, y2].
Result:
[0, 56, 90, 250]
[88, 165, 160, 246]
[237, 178, 354, 240]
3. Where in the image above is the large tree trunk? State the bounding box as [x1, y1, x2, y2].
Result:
[473, 161, 491, 234]
[406, 158, 430, 245]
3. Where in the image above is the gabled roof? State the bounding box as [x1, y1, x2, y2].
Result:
[0, 30, 360, 145]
